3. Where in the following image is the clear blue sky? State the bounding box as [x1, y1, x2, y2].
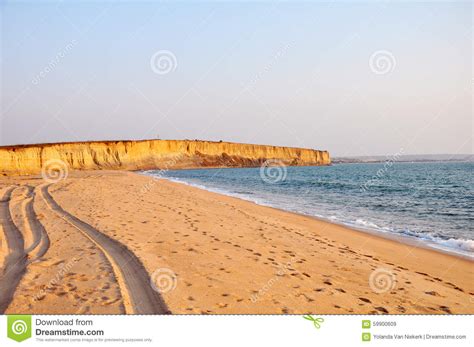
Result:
[1, 0, 472, 156]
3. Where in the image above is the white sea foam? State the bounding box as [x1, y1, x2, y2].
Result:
[354, 219, 379, 229]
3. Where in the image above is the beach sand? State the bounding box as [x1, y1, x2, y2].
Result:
[0, 171, 472, 314]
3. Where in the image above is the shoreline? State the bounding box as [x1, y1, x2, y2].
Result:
[1, 171, 473, 314]
[152, 174, 473, 262]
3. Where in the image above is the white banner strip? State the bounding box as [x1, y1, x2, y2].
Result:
[1, 315, 472, 346]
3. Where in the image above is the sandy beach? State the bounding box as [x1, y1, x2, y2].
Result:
[0, 171, 472, 314]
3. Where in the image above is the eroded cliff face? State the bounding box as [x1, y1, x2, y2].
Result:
[0, 140, 330, 176]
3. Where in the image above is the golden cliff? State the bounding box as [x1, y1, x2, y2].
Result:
[0, 140, 330, 176]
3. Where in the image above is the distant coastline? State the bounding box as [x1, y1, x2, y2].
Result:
[332, 154, 473, 164]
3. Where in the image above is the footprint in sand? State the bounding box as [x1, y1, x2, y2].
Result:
[425, 291, 442, 297]
[397, 306, 406, 313]
[446, 282, 465, 293]
[439, 306, 452, 314]
[374, 306, 389, 314]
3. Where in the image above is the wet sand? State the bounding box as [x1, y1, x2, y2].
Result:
[0, 171, 472, 314]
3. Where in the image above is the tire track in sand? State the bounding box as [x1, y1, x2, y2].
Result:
[40, 184, 170, 314]
[20, 186, 41, 252]
[23, 187, 50, 262]
[0, 187, 27, 313]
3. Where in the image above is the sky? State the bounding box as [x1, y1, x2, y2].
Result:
[1, 0, 472, 157]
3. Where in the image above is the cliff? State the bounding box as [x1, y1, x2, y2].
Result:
[0, 139, 330, 176]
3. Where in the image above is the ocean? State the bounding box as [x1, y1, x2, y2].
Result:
[143, 161, 473, 258]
